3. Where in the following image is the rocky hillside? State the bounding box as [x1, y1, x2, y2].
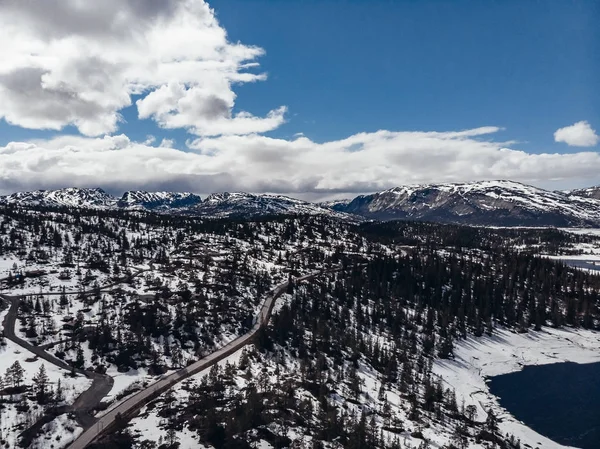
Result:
[567, 186, 600, 200]
[5, 181, 600, 226]
[332, 180, 600, 226]
[117, 190, 203, 210]
[191, 192, 351, 219]
[0, 187, 116, 209]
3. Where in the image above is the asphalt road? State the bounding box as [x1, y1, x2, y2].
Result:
[0, 294, 114, 428]
[0, 265, 150, 430]
[0, 263, 340, 447]
[67, 269, 325, 449]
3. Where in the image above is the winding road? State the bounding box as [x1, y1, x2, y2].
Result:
[0, 293, 114, 429]
[0, 262, 342, 448]
[0, 268, 150, 438]
[67, 269, 327, 449]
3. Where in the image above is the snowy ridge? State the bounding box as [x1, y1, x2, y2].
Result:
[567, 185, 600, 200]
[0, 188, 356, 220]
[194, 192, 354, 219]
[332, 180, 600, 226]
[117, 191, 202, 210]
[5, 181, 600, 225]
[0, 187, 117, 209]
[318, 198, 352, 208]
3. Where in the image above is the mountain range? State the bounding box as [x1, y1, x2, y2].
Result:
[0, 188, 349, 219]
[331, 180, 600, 226]
[3, 180, 600, 226]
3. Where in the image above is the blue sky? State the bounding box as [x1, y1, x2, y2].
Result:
[0, 0, 598, 196]
[209, 0, 598, 151]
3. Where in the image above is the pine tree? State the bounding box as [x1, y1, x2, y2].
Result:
[465, 404, 477, 422]
[55, 378, 64, 403]
[6, 361, 24, 389]
[451, 422, 469, 449]
[486, 408, 498, 432]
[75, 344, 85, 369]
[33, 364, 50, 403]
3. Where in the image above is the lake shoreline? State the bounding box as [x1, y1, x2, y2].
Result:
[434, 327, 600, 449]
[489, 361, 600, 449]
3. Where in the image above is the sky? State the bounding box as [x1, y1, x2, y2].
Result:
[0, 0, 598, 199]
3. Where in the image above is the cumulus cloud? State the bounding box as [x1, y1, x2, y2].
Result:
[0, 2, 598, 196]
[554, 121, 599, 147]
[0, 0, 284, 136]
[2, 128, 600, 198]
[159, 138, 176, 148]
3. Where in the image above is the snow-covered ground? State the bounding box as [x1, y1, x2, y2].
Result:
[434, 327, 600, 449]
[128, 348, 246, 448]
[29, 413, 83, 449]
[0, 309, 92, 448]
[560, 228, 600, 237]
[0, 313, 92, 400]
[546, 254, 600, 261]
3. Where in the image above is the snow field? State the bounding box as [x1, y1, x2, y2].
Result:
[434, 327, 600, 449]
[0, 309, 92, 448]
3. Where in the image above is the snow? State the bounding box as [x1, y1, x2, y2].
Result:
[99, 366, 179, 413]
[127, 347, 246, 448]
[561, 228, 600, 237]
[0, 310, 92, 400]
[129, 405, 211, 449]
[0, 186, 358, 219]
[434, 327, 600, 449]
[29, 413, 83, 449]
[0, 309, 92, 448]
[103, 367, 153, 403]
[0, 187, 116, 209]
[545, 254, 600, 262]
[119, 191, 202, 210]
[353, 180, 600, 224]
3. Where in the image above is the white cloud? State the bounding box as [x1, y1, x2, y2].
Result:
[554, 121, 599, 147]
[159, 138, 176, 148]
[2, 128, 600, 197]
[143, 135, 157, 145]
[0, 2, 597, 196]
[0, 0, 284, 136]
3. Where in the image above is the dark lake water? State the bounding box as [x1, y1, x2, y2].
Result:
[488, 362, 600, 449]
[562, 259, 600, 272]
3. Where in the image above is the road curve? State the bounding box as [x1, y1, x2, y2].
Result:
[0, 294, 114, 429]
[68, 269, 329, 449]
[0, 269, 149, 425]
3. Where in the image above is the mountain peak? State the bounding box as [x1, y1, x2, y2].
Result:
[332, 180, 600, 226]
[567, 186, 600, 200]
[0, 187, 116, 208]
[4, 181, 600, 226]
[118, 191, 202, 210]
[196, 191, 349, 218]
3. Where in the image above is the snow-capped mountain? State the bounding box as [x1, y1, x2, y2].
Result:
[0, 187, 117, 209]
[117, 191, 202, 210]
[331, 180, 600, 226]
[0, 188, 354, 219]
[567, 186, 600, 200]
[6, 181, 600, 226]
[0, 188, 203, 212]
[318, 198, 352, 209]
[192, 192, 353, 219]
